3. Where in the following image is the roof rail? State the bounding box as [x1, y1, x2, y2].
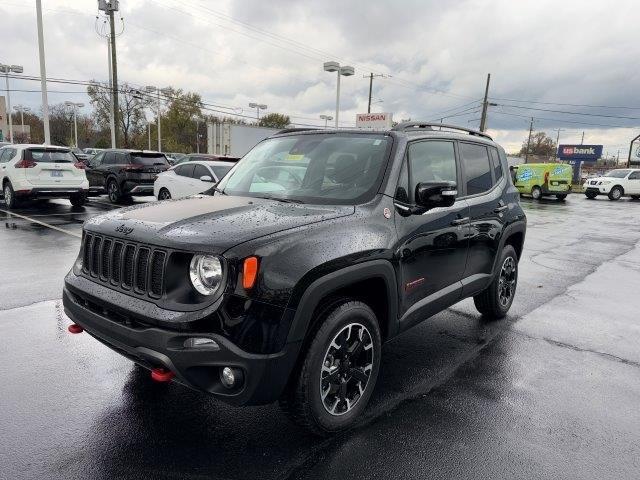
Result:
[275, 127, 321, 135]
[392, 121, 493, 140]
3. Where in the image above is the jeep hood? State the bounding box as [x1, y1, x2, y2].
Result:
[83, 195, 355, 252]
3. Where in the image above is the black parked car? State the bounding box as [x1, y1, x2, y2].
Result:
[63, 123, 526, 434]
[85, 149, 170, 203]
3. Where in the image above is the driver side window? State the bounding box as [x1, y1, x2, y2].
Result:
[406, 141, 457, 202]
[628, 171, 640, 180]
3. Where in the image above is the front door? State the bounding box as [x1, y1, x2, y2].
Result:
[626, 170, 640, 194]
[394, 140, 470, 331]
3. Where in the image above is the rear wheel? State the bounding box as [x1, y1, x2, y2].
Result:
[107, 179, 122, 204]
[158, 188, 171, 200]
[630, 195, 639, 200]
[584, 191, 597, 199]
[69, 192, 86, 207]
[474, 245, 518, 319]
[531, 186, 542, 200]
[608, 186, 623, 201]
[2, 182, 19, 209]
[555, 194, 567, 201]
[279, 299, 381, 436]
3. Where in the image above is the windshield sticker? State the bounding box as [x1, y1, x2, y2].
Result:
[285, 154, 305, 161]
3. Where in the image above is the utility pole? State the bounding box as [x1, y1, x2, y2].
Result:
[581, 131, 585, 144]
[479, 73, 491, 132]
[108, 5, 119, 146]
[364, 73, 387, 113]
[35, 0, 50, 144]
[553, 128, 564, 160]
[107, 39, 116, 148]
[525, 117, 534, 163]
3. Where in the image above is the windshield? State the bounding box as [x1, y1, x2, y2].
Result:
[25, 148, 74, 163]
[604, 169, 630, 178]
[216, 134, 392, 204]
[131, 154, 169, 166]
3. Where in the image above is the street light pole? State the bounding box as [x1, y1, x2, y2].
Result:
[146, 86, 171, 152]
[36, 0, 50, 144]
[319, 114, 333, 129]
[0, 63, 23, 143]
[248, 102, 267, 121]
[148, 122, 151, 150]
[324, 62, 354, 129]
[65, 101, 84, 147]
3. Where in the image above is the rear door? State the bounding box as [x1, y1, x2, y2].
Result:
[86, 151, 105, 187]
[172, 164, 196, 197]
[459, 142, 506, 295]
[24, 148, 85, 186]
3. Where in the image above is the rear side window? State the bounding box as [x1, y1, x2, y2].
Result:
[407, 141, 457, 202]
[460, 143, 493, 195]
[132, 154, 169, 166]
[25, 148, 74, 163]
[629, 171, 640, 180]
[115, 153, 129, 165]
[103, 152, 116, 165]
[489, 147, 503, 182]
[192, 164, 210, 179]
[175, 164, 195, 177]
[0, 148, 16, 163]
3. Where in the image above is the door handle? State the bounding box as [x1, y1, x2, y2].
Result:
[494, 205, 508, 213]
[450, 217, 469, 226]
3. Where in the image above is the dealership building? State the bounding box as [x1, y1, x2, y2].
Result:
[557, 144, 603, 182]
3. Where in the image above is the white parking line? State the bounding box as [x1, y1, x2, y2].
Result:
[0, 209, 82, 238]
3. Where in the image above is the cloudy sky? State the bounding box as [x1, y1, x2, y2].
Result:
[1, 0, 639, 154]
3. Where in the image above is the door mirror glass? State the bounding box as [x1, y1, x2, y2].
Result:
[415, 181, 457, 210]
[199, 175, 213, 182]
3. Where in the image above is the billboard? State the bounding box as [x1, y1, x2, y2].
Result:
[557, 144, 603, 161]
[356, 112, 393, 129]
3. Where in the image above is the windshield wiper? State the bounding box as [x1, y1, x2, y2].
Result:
[257, 195, 304, 204]
[212, 186, 227, 196]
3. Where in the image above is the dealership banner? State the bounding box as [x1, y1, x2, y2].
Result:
[557, 144, 603, 161]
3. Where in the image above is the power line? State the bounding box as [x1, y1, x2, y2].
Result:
[490, 96, 640, 111]
[492, 111, 635, 129]
[495, 103, 640, 121]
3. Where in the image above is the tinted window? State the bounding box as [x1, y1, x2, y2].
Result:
[115, 153, 129, 165]
[90, 152, 104, 167]
[407, 141, 457, 202]
[628, 171, 640, 180]
[175, 164, 195, 177]
[103, 152, 116, 165]
[211, 165, 232, 180]
[489, 147, 503, 182]
[132, 154, 169, 166]
[604, 169, 630, 178]
[25, 148, 75, 163]
[460, 143, 492, 195]
[192, 164, 210, 179]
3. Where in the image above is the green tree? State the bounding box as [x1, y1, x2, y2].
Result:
[519, 131, 556, 157]
[87, 81, 149, 148]
[258, 113, 290, 129]
[157, 88, 203, 152]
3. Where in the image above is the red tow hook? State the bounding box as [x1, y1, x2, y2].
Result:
[68, 324, 84, 334]
[151, 368, 175, 382]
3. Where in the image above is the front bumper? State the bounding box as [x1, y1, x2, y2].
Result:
[63, 283, 301, 406]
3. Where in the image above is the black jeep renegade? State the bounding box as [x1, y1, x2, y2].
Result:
[63, 122, 526, 435]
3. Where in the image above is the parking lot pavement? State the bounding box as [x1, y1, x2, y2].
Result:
[1, 194, 640, 480]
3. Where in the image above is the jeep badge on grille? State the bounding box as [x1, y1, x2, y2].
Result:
[115, 224, 134, 235]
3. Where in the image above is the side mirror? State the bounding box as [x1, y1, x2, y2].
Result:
[414, 181, 457, 211]
[199, 175, 213, 182]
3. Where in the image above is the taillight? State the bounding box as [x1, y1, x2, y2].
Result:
[242, 256, 259, 289]
[123, 164, 143, 172]
[14, 159, 37, 168]
[74, 162, 86, 169]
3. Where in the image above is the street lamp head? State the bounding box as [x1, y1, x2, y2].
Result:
[64, 101, 73, 106]
[339, 66, 355, 76]
[145, 85, 157, 92]
[77, 103, 85, 108]
[249, 102, 258, 108]
[258, 104, 267, 110]
[323, 61, 340, 72]
[0, 64, 8, 73]
[320, 114, 333, 120]
[10, 65, 24, 74]
[160, 87, 172, 95]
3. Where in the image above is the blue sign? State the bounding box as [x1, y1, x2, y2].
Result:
[558, 144, 603, 161]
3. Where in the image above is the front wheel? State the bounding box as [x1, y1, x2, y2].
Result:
[158, 188, 171, 200]
[584, 191, 597, 199]
[279, 300, 381, 436]
[474, 245, 518, 319]
[555, 194, 567, 201]
[531, 186, 542, 200]
[608, 186, 623, 201]
[631, 195, 640, 201]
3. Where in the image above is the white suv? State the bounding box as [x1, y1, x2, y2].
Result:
[0, 144, 89, 209]
[584, 168, 640, 201]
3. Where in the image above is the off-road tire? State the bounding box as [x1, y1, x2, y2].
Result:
[608, 186, 623, 201]
[474, 245, 518, 319]
[279, 299, 381, 436]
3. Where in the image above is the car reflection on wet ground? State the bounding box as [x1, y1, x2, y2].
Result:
[1, 194, 639, 480]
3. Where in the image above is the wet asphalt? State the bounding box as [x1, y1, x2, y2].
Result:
[1, 194, 639, 479]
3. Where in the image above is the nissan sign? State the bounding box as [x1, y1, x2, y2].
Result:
[557, 144, 603, 161]
[356, 112, 393, 129]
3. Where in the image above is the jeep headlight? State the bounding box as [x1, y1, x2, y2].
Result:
[189, 254, 223, 295]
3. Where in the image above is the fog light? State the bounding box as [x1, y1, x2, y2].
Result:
[220, 367, 238, 388]
[183, 337, 220, 349]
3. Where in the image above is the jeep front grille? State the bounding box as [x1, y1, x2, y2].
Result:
[81, 233, 167, 298]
